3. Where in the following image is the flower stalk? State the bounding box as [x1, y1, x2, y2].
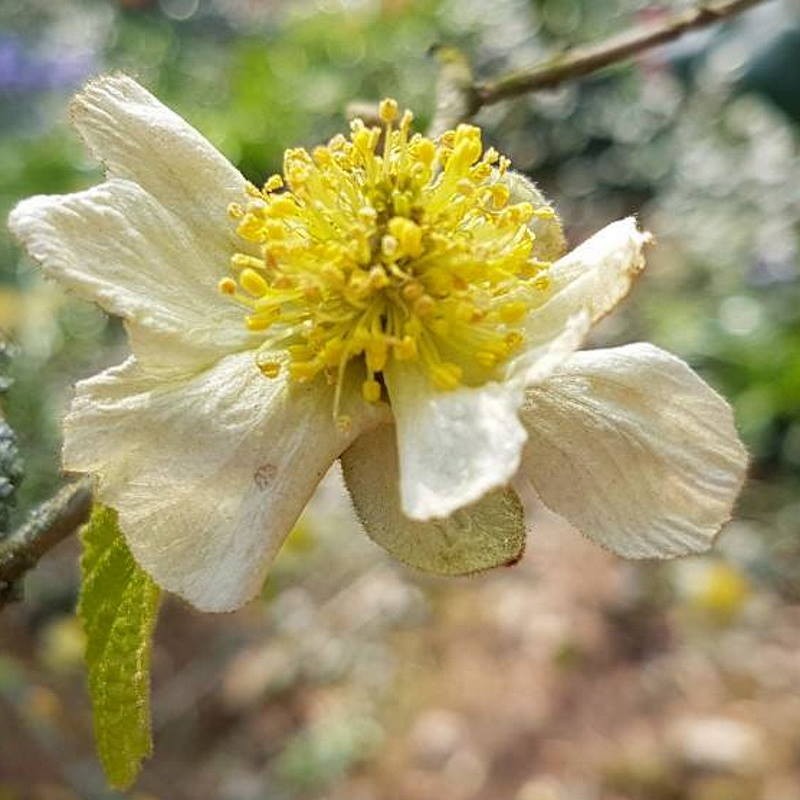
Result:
[0, 476, 92, 608]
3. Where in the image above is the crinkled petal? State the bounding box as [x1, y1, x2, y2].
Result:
[384, 363, 527, 521]
[70, 73, 249, 262]
[510, 217, 649, 384]
[8, 179, 252, 370]
[64, 351, 382, 611]
[341, 423, 526, 574]
[518, 343, 748, 557]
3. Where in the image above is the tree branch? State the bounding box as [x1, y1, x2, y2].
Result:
[350, 0, 768, 134]
[476, 0, 768, 106]
[430, 0, 767, 126]
[0, 477, 93, 609]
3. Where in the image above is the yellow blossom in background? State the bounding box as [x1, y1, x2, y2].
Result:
[677, 560, 752, 624]
[8, 76, 747, 612]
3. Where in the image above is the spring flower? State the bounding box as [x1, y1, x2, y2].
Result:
[8, 76, 747, 611]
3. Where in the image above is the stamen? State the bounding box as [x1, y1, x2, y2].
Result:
[378, 98, 399, 124]
[218, 277, 237, 295]
[362, 379, 382, 403]
[217, 98, 563, 418]
[258, 361, 281, 378]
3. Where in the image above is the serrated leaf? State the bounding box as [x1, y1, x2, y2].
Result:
[78, 504, 160, 789]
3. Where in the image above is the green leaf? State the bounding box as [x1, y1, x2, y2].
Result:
[341, 424, 527, 575]
[78, 504, 160, 789]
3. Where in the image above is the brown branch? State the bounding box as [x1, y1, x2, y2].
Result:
[0, 476, 93, 609]
[475, 0, 769, 107]
[350, 0, 768, 133]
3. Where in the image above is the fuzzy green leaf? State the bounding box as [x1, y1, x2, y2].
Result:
[78, 504, 160, 789]
[341, 424, 527, 575]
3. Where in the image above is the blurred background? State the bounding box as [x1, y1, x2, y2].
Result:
[1, 0, 799, 798]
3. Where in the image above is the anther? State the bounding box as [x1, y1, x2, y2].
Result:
[289, 362, 319, 382]
[399, 109, 414, 133]
[381, 235, 399, 259]
[231, 253, 264, 271]
[366, 340, 388, 372]
[379, 98, 399, 124]
[218, 277, 237, 295]
[388, 217, 423, 259]
[368, 266, 389, 289]
[499, 301, 527, 323]
[392, 192, 412, 218]
[362, 379, 382, 403]
[412, 138, 436, 166]
[246, 315, 274, 331]
[263, 174, 284, 192]
[312, 146, 333, 166]
[258, 361, 281, 378]
[430, 362, 463, 391]
[394, 336, 418, 360]
[239, 268, 270, 297]
[490, 184, 510, 209]
[457, 178, 475, 196]
[413, 295, 435, 316]
[402, 282, 424, 301]
[505, 331, 524, 350]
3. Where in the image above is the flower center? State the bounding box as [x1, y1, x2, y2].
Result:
[220, 99, 556, 419]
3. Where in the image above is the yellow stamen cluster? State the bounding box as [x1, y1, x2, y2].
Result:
[221, 99, 556, 417]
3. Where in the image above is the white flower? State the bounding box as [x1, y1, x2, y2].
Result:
[8, 76, 747, 612]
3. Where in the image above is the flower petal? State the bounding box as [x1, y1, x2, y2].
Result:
[518, 343, 748, 557]
[64, 351, 382, 611]
[70, 74, 248, 262]
[383, 363, 527, 521]
[509, 217, 649, 384]
[341, 423, 526, 574]
[8, 179, 252, 370]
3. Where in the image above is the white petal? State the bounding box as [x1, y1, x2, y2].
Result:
[384, 363, 527, 521]
[518, 343, 748, 557]
[510, 217, 649, 384]
[9, 179, 252, 370]
[70, 74, 248, 262]
[514, 310, 591, 386]
[341, 423, 526, 574]
[65, 352, 383, 611]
